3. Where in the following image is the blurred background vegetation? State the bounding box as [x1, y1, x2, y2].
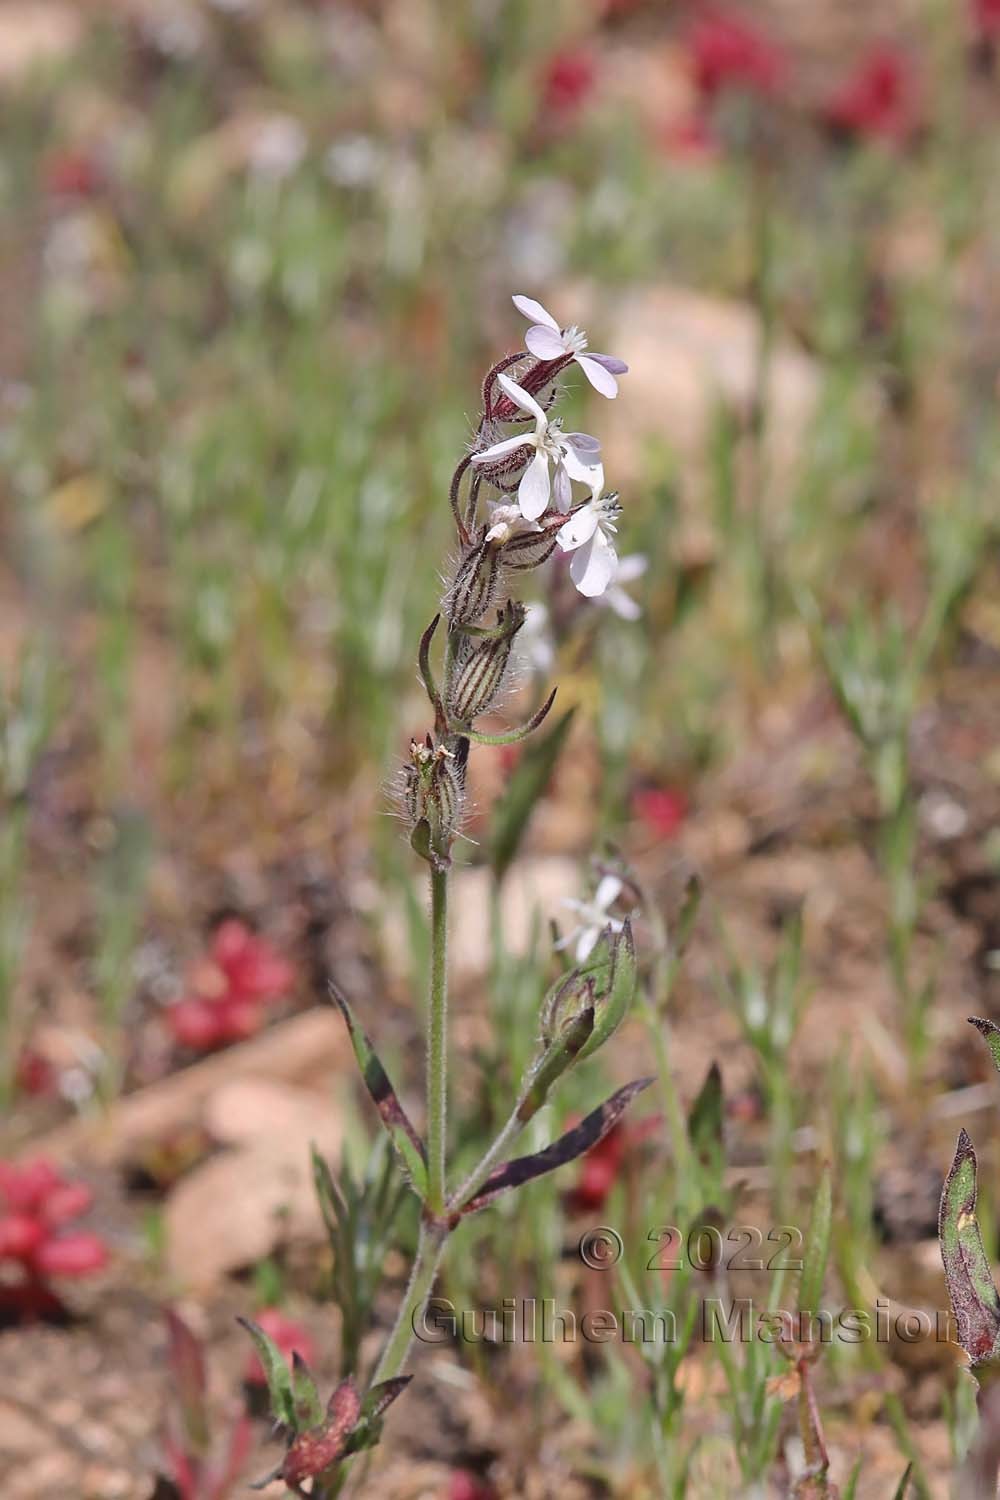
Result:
[3, 0, 1000, 1495]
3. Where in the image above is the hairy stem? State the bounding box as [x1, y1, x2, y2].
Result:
[370, 1221, 449, 1386]
[426, 866, 449, 1215]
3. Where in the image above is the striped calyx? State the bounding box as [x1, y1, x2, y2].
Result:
[447, 601, 525, 725]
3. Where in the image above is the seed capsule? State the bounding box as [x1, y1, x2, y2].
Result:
[447, 601, 525, 725]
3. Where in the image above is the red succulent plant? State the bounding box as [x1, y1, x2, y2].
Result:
[540, 48, 597, 118]
[823, 46, 921, 145]
[167, 919, 294, 1053]
[688, 11, 786, 104]
[0, 1158, 108, 1321]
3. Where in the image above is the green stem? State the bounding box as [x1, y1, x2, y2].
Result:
[426, 866, 449, 1216]
[370, 1222, 448, 1385]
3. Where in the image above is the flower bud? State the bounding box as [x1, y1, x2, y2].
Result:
[518, 929, 638, 1126]
[541, 922, 636, 1061]
[447, 601, 525, 725]
[402, 733, 465, 867]
[443, 534, 500, 626]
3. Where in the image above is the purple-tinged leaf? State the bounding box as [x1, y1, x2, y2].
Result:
[330, 985, 429, 1199]
[205, 1413, 253, 1500]
[343, 1376, 413, 1456]
[460, 1077, 654, 1216]
[938, 1130, 1000, 1366]
[969, 1017, 1000, 1077]
[282, 1378, 361, 1489]
[164, 1310, 209, 1458]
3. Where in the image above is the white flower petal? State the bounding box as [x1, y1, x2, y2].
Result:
[575, 926, 600, 962]
[556, 502, 600, 551]
[512, 294, 560, 332]
[525, 325, 569, 361]
[576, 354, 619, 399]
[570, 529, 618, 597]
[615, 554, 648, 584]
[496, 372, 547, 426]
[595, 874, 624, 909]
[518, 451, 552, 520]
[471, 433, 534, 465]
[604, 587, 641, 621]
[553, 462, 572, 511]
[559, 442, 603, 487]
[563, 432, 602, 455]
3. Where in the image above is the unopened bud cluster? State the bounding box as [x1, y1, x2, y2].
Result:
[400, 294, 629, 868]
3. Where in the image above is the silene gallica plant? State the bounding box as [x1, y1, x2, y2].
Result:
[241, 295, 652, 1495]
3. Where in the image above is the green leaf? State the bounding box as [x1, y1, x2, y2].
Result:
[329, 985, 429, 1200]
[891, 1462, 913, 1500]
[237, 1316, 296, 1430]
[938, 1129, 1000, 1365]
[969, 1016, 1000, 1077]
[799, 1165, 833, 1318]
[292, 1351, 324, 1429]
[841, 1457, 863, 1500]
[488, 706, 575, 882]
[687, 1062, 724, 1167]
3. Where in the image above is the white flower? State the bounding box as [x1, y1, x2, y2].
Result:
[512, 295, 628, 398]
[484, 502, 543, 545]
[558, 874, 625, 963]
[472, 372, 603, 522]
[556, 492, 622, 599]
[249, 116, 307, 181]
[598, 553, 647, 620]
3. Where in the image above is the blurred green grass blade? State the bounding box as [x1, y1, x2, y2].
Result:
[798, 1165, 832, 1318]
[488, 706, 575, 883]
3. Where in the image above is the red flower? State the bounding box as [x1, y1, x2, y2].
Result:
[824, 46, 920, 145]
[659, 113, 719, 162]
[449, 1473, 497, 1500]
[42, 149, 101, 198]
[632, 786, 688, 840]
[15, 1046, 57, 1098]
[540, 48, 597, 117]
[167, 920, 294, 1054]
[244, 1307, 318, 1386]
[688, 12, 786, 103]
[973, 0, 1000, 39]
[566, 1116, 660, 1215]
[0, 1158, 109, 1316]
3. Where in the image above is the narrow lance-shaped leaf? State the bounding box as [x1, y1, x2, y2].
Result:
[165, 1309, 209, 1457]
[687, 1061, 724, 1167]
[891, 1463, 913, 1500]
[969, 1016, 1000, 1078]
[291, 1352, 325, 1430]
[237, 1317, 296, 1430]
[938, 1129, 1000, 1365]
[798, 1165, 833, 1319]
[329, 985, 429, 1199]
[342, 1376, 413, 1457]
[459, 1077, 654, 1216]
